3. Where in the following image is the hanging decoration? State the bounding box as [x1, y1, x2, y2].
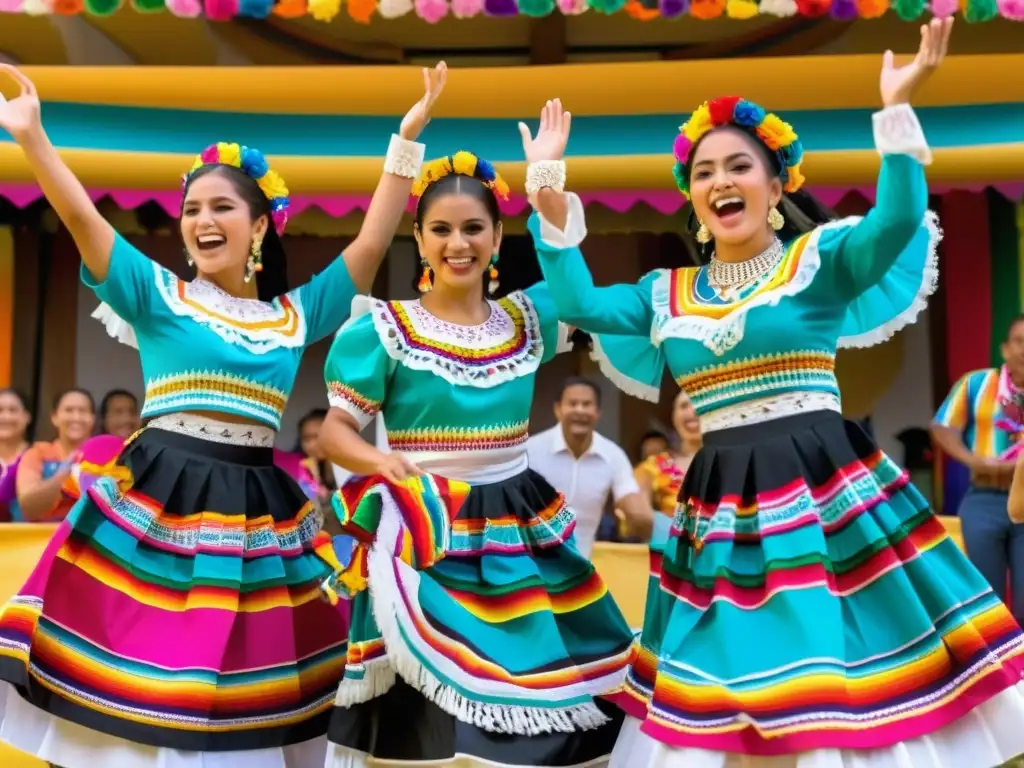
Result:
[0, 0, 1019, 20]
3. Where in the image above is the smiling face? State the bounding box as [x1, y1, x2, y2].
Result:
[554, 383, 601, 441]
[180, 168, 269, 283]
[0, 391, 29, 447]
[414, 181, 502, 295]
[688, 127, 783, 248]
[671, 392, 702, 445]
[52, 391, 94, 446]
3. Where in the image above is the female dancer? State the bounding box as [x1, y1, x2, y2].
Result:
[0, 388, 31, 522]
[0, 62, 445, 767]
[315, 151, 636, 767]
[525, 18, 1024, 767]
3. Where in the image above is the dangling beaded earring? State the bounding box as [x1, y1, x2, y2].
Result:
[418, 261, 433, 293]
[767, 206, 785, 232]
[696, 220, 712, 244]
[245, 237, 263, 283]
[488, 253, 500, 295]
[184, 247, 194, 268]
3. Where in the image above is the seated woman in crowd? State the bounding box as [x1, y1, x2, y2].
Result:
[97, 388, 140, 439]
[15, 388, 95, 521]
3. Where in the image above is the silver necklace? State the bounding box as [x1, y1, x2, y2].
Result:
[706, 239, 785, 289]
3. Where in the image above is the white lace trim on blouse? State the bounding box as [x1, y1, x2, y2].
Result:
[357, 293, 545, 388]
[152, 263, 308, 354]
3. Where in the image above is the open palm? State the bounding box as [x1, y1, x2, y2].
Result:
[518, 99, 571, 164]
[0, 64, 41, 140]
[879, 17, 952, 107]
[399, 61, 447, 142]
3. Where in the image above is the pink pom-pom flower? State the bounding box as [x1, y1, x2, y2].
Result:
[929, 0, 956, 15]
[165, 0, 201, 14]
[0, 0, 23, 11]
[200, 146, 220, 164]
[997, 0, 1024, 18]
[415, 0, 447, 20]
[557, 0, 587, 12]
[450, 0, 480, 14]
[672, 134, 692, 165]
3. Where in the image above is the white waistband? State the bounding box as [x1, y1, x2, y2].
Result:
[700, 392, 843, 435]
[147, 413, 277, 448]
[400, 447, 528, 485]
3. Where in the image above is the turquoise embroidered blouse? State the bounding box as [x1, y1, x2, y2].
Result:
[528, 152, 937, 421]
[83, 233, 356, 430]
[324, 287, 568, 483]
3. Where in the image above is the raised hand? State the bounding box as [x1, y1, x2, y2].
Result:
[0, 64, 42, 142]
[880, 17, 952, 108]
[518, 99, 571, 165]
[399, 61, 447, 142]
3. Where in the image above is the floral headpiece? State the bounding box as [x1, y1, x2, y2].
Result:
[671, 96, 805, 200]
[412, 151, 510, 201]
[183, 142, 291, 233]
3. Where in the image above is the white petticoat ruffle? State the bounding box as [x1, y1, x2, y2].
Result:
[610, 682, 1024, 767]
[0, 683, 327, 768]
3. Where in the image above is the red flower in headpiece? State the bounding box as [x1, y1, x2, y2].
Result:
[709, 96, 741, 126]
[795, 0, 830, 13]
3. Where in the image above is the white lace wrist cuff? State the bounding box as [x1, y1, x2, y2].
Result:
[556, 322, 574, 354]
[872, 104, 932, 166]
[526, 160, 567, 195]
[384, 134, 426, 179]
[538, 192, 588, 249]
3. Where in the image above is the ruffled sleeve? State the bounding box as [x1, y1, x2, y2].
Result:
[813, 104, 941, 349]
[324, 297, 391, 430]
[589, 270, 667, 403]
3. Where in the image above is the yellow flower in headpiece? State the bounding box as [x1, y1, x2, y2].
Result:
[257, 170, 289, 201]
[452, 151, 478, 178]
[726, 0, 758, 18]
[216, 142, 241, 169]
[413, 157, 455, 197]
[308, 0, 342, 20]
[189, 157, 204, 174]
[682, 104, 713, 143]
[756, 113, 798, 151]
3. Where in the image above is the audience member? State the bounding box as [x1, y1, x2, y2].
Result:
[0, 388, 31, 522]
[98, 388, 141, 438]
[527, 376, 652, 557]
[16, 387, 95, 521]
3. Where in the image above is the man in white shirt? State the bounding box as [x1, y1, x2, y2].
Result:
[526, 377, 652, 558]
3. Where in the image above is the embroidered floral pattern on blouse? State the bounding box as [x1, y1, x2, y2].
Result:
[675, 349, 839, 415]
[328, 382, 382, 429]
[371, 292, 544, 388]
[143, 370, 289, 429]
[153, 263, 307, 354]
[387, 421, 529, 453]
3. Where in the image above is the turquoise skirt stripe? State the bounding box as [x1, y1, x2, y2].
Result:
[1, 103, 1020, 157]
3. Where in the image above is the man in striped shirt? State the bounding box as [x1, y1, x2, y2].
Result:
[931, 314, 1024, 620]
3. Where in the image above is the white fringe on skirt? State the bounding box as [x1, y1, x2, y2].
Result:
[610, 681, 1024, 768]
[335, 492, 624, 737]
[0, 683, 327, 768]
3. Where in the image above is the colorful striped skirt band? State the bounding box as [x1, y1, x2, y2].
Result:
[321, 468, 635, 766]
[612, 410, 1024, 755]
[0, 425, 350, 755]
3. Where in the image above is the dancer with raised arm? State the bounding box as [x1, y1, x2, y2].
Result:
[314, 151, 639, 767]
[524, 19, 1024, 767]
[0, 62, 445, 768]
